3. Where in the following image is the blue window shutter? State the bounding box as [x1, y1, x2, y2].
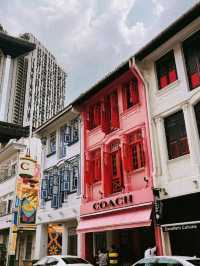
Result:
[60, 169, 64, 192]
[48, 175, 54, 197]
[51, 173, 60, 209]
[64, 125, 71, 144]
[41, 179, 48, 199]
[51, 194, 59, 208]
[64, 166, 71, 192]
[72, 165, 78, 191]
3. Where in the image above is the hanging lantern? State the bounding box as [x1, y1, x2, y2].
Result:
[19, 156, 36, 178]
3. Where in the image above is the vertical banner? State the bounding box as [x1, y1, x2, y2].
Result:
[8, 224, 17, 255]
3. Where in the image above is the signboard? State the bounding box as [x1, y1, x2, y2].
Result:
[19, 156, 36, 178]
[16, 162, 40, 225]
[163, 223, 200, 232]
[93, 194, 133, 211]
[8, 224, 17, 255]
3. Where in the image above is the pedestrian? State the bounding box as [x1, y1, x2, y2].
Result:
[94, 250, 100, 266]
[98, 248, 108, 266]
[108, 244, 119, 266]
[144, 246, 156, 258]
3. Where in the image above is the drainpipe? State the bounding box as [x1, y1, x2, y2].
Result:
[129, 57, 163, 255]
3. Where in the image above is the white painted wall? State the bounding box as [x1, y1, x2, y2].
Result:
[34, 114, 81, 259]
[137, 17, 200, 200]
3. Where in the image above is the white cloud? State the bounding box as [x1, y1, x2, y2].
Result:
[152, 0, 165, 17]
[0, 0, 197, 103]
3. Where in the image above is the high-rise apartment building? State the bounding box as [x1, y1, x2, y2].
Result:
[6, 33, 66, 129]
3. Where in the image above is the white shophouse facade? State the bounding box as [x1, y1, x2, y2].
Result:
[34, 105, 81, 260]
[135, 3, 200, 256]
[0, 136, 41, 265]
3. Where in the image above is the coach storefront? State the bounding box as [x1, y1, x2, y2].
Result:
[160, 193, 200, 256]
[77, 192, 155, 265]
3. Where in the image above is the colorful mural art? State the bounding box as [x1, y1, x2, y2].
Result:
[47, 224, 63, 255]
[16, 159, 40, 225]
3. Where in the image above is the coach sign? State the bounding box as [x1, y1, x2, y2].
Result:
[93, 194, 133, 211]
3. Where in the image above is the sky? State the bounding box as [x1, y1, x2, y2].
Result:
[0, 0, 198, 104]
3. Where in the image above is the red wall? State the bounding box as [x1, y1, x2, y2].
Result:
[80, 67, 153, 214]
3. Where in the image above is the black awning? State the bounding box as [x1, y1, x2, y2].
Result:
[160, 192, 200, 225]
[0, 32, 35, 58]
[0, 121, 29, 143]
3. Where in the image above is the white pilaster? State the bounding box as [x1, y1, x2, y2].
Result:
[182, 102, 200, 177]
[34, 224, 48, 260]
[62, 224, 68, 255]
[154, 117, 170, 185]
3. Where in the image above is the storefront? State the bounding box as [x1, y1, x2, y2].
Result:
[47, 224, 78, 256]
[160, 193, 200, 256]
[78, 193, 156, 265]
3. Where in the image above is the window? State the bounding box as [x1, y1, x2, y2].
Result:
[71, 118, 79, 144]
[194, 101, 200, 138]
[60, 118, 79, 157]
[130, 129, 145, 170]
[103, 140, 123, 194]
[156, 50, 177, 90]
[87, 103, 101, 130]
[123, 129, 145, 172]
[164, 111, 189, 159]
[7, 200, 12, 214]
[101, 91, 119, 134]
[60, 125, 71, 157]
[88, 149, 101, 184]
[49, 132, 56, 154]
[62, 257, 88, 264]
[41, 160, 79, 208]
[123, 78, 139, 110]
[183, 30, 200, 90]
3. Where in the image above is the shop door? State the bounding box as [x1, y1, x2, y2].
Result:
[119, 230, 133, 266]
[170, 229, 200, 256]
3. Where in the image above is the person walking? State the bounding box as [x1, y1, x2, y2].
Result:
[108, 244, 119, 266]
[98, 248, 108, 266]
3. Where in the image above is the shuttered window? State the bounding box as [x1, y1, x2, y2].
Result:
[110, 141, 123, 194]
[183, 30, 200, 90]
[164, 111, 189, 159]
[87, 103, 101, 130]
[49, 132, 56, 154]
[60, 125, 71, 157]
[91, 149, 101, 183]
[156, 50, 177, 90]
[123, 78, 139, 110]
[41, 160, 79, 208]
[102, 91, 119, 134]
[123, 129, 145, 172]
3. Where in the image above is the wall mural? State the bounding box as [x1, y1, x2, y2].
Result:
[16, 158, 40, 225]
[48, 224, 63, 255]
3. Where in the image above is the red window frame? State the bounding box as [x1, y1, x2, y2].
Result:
[129, 129, 145, 170]
[183, 30, 200, 90]
[164, 111, 189, 160]
[156, 50, 178, 90]
[102, 91, 119, 134]
[87, 102, 101, 130]
[123, 78, 139, 110]
[85, 149, 101, 185]
[91, 149, 101, 183]
[110, 141, 123, 193]
[103, 140, 123, 195]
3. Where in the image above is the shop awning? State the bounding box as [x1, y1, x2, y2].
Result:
[77, 206, 152, 233]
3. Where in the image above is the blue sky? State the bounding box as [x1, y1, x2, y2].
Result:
[0, 0, 197, 104]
